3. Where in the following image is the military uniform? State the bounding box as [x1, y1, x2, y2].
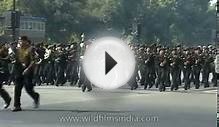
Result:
[192, 52, 203, 89]
[158, 51, 169, 92]
[43, 46, 55, 85]
[67, 49, 79, 86]
[33, 44, 46, 86]
[129, 48, 138, 90]
[144, 50, 155, 89]
[138, 48, 146, 86]
[78, 43, 92, 92]
[170, 52, 181, 91]
[202, 53, 214, 88]
[54, 48, 68, 86]
[0, 45, 11, 109]
[183, 51, 193, 90]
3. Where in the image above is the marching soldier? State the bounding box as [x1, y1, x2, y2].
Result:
[129, 45, 138, 90]
[67, 44, 79, 86]
[158, 49, 169, 92]
[154, 45, 161, 88]
[209, 47, 217, 87]
[138, 47, 146, 86]
[33, 43, 45, 86]
[54, 45, 68, 86]
[165, 48, 171, 87]
[193, 48, 203, 89]
[176, 44, 184, 86]
[0, 43, 11, 109]
[169, 49, 181, 91]
[43, 45, 55, 85]
[183, 48, 194, 90]
[144, 46, 155, 89]
[202, 48, 214, 88]
[79, 43, 92, 92]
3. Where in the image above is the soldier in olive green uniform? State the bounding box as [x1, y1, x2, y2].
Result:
[193, 48, 203, 89]
[170, 49, 181, 91]
[158, 49, 169, 92]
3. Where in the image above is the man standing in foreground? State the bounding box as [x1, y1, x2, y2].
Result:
[12, 36, 40, 112]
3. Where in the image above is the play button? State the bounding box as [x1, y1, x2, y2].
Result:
[82, 37, 136, 90]
[105, 52, 117, 75]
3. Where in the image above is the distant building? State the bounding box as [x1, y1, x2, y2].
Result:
[0, 11, 46, 43]
[19, 16, 46, 42]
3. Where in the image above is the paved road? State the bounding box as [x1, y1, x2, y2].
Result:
[0, 86, 217, 127]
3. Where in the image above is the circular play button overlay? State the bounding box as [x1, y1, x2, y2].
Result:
[82, 37, 136, 90]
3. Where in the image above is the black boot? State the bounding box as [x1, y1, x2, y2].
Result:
[3, 97, 11, 109]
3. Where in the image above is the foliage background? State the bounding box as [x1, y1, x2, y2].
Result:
[0, 0, 216, 45]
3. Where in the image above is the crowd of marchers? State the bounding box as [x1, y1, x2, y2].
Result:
[0, 36, 218, 111]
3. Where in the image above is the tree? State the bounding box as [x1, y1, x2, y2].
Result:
[0, 0, 216, 45]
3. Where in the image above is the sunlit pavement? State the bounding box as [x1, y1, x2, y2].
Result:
[0, 85, 217, 127]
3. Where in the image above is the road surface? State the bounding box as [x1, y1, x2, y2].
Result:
[0, 86, 217, 127]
